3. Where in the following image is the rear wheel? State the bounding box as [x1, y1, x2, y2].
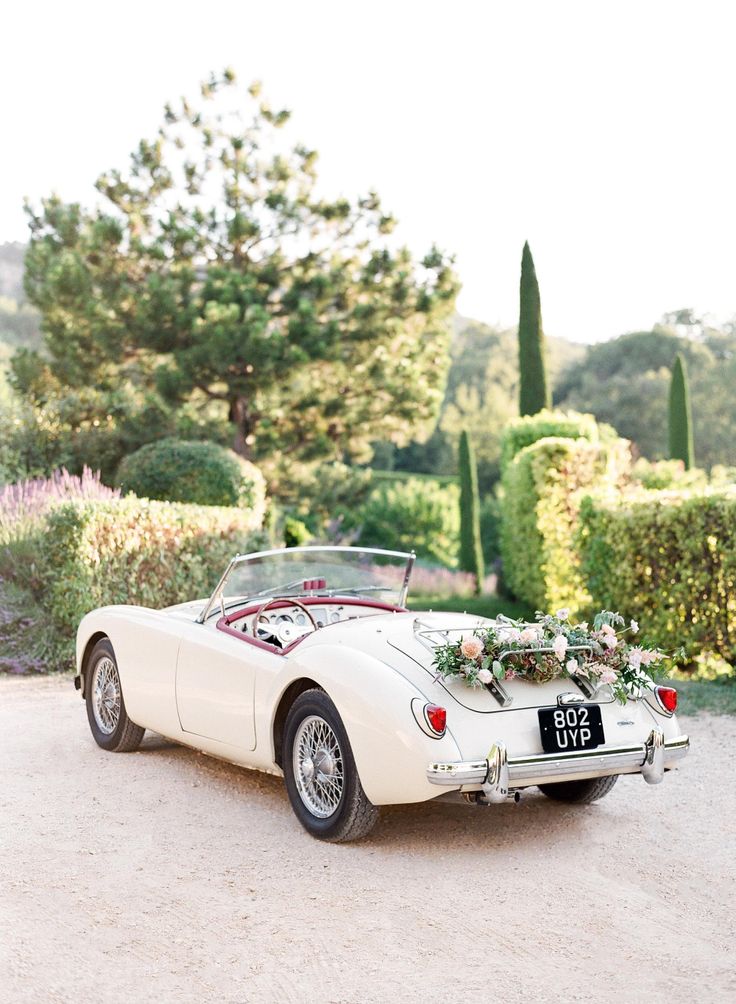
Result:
[539, 774, 619, 804]
[283, 689, 379, 842]
[85, 639, 145, 753]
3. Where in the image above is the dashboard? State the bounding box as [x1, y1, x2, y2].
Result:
[256, 605, 345, 631]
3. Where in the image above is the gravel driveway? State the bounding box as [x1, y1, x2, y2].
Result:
[1, 676, 733, 1004]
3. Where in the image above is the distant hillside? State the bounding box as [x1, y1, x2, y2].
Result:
[0, 243, 27, 301]
[0, 243, 41, 367]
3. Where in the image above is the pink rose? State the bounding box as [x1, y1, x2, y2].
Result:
[520, 627, 540, 644]
[600, 668, 617, 685]
[602, 634, 618, 650]
[460, 636, 483, 660]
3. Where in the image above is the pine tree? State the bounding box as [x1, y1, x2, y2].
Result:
[458, 430, 484, 595]
[669, 353, 694, 469]
[518, 241, 550, 416]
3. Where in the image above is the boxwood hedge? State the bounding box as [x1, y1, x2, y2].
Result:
[40, 497, 264, 645]
[579, 488, 736, 664]
[117, 438, 266, 515]
[499, 409, 604, 473]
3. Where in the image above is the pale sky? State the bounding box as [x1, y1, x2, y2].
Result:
[4, 0, 735, 342]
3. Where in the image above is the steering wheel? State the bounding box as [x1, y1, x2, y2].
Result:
[252, 598, 319, 645]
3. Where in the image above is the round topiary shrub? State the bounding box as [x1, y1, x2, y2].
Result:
[117, 439, 267, 515]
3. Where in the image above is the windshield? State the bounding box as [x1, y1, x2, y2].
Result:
[199, 546, 415, 621]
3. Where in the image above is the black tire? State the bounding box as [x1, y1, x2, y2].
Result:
[539, 774, 619, 804]
[84, 638, 145, 753]
[283, 688, 379, 842]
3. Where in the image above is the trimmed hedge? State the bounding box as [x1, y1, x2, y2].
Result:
[40, 497, 264, 641]
[499, 433, 630, 614]
[500, 409, 603, 473]
[579, 489, 736, 664]
[117, 439, 266, 515]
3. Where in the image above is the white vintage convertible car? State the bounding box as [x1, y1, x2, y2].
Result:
[75, 546, 689, 841]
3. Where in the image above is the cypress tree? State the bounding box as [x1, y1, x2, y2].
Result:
[458, 430, 484, 595]
[668, 353, 694, 469]
[518, 241, 551, 416]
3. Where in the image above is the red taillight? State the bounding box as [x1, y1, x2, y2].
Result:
[425, 704, 447, 735]
[656, 686, 678, 714]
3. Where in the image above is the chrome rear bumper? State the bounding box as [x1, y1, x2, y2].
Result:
[427, 729, 690, 802]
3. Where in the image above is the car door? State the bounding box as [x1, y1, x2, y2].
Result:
[174, 620, 273, 751]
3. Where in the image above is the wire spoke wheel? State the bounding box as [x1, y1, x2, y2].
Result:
[91, 656, 121, 736]
[292, 714, 345, 819]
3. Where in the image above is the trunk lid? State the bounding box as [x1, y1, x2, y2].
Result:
[390, 611, 615, 713]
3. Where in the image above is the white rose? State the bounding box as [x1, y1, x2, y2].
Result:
[630, 620, 639, 634]
[477, 668, 492, 684]
[565, 658, 578, 675]
[553, 634, 568, 662]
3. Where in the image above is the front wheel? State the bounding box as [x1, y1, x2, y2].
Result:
[283, 689, 379, 842]
[539, 774, 619, 804]
[85, 639, 145, 753]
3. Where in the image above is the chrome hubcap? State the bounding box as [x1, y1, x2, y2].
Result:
[92, 656, 120, 735]
[293, 715, 344, 818]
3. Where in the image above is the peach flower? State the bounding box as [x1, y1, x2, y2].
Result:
[460, 636, 483, 660]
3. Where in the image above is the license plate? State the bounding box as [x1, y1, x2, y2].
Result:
[537, 705, 605, 754]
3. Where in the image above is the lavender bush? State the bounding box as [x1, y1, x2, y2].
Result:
[0, 468, 119, 545]
[409, 564, 497, 599]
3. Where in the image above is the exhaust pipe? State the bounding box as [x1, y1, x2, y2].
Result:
[472, 790, 521, 806]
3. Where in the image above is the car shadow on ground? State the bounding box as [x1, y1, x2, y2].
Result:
[137, 731, 598, 853]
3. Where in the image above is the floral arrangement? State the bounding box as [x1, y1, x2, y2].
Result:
[431, 609, 668, 705]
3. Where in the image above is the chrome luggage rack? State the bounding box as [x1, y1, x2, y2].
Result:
[413, 615, 597, 707]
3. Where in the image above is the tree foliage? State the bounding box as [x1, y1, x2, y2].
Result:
[668, 353, 694, 469]
[556, 323, 736, 469]
[18, 71, 458, 480]
[458, 430, 484, 593]
[518, 242, 550, 416]
[384, 318, 583, 490]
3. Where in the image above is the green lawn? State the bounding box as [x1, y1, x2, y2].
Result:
[668, 677, 736, 716]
